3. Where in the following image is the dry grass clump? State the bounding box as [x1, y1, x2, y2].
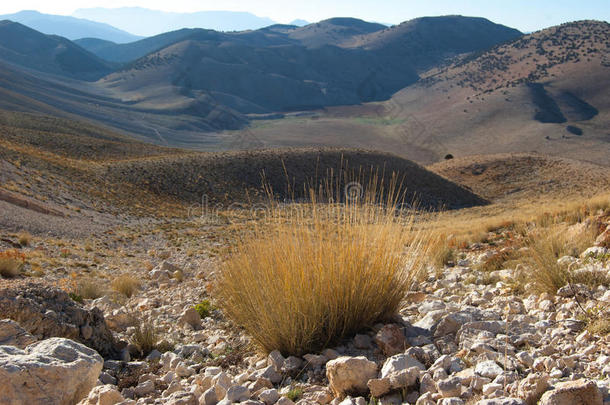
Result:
[428, 234, 455, 269]
[523, 224, 597, 294]
[111, 274, 140, 298]
[217, 176, 432, 355]
[0, 249, 26, 278]
[76, 278, 106, 300]
[17, 232, 31, 246]
[132, 323, 158, 356]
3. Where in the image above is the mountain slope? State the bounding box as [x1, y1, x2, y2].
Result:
[0, 10, 141, 43]
[243, 20, 609, 166]
[73, 7, 276, 37]
[0, 20, 113, 80]
[97, 16, 522, 114]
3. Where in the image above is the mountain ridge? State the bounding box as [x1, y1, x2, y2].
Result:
[0, 10, 141, 43]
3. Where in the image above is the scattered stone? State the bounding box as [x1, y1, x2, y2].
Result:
[178, 308, 202, 330]
[475, 360, 504, 379]
[374, 324, 408, 356]
[77, 385, 124, 405]
[517, 373, 549, 405]
[438, 376, 463, 398]
[367, 378, 391, 398]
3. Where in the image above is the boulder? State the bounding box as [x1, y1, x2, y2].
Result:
[0, 337, 103, 405]
[374, 324, 408, 356]
[539, 379, 602, 405]
[0, 281, 118, 357]
[326, 356, 378, 398]
[0, 319, 37, 348]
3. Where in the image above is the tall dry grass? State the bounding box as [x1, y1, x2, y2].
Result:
[523, 223, 598, 294]
[217, 174, 432, 355]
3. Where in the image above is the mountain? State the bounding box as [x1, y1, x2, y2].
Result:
[73, 7, 276, 37]
[0, 21, 113, 80]
[0, 10, 140, 43]
[241, 20, 609, 166]
[75, 29, 206, 63]
[97, 16, 521, 115]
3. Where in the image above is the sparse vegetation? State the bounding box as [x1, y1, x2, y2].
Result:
[0, 249, 25, 278]
[111, 274, 140, 298]
[284, 387, 304, 401]
[522, 224, 596, 294]
[17, 232, 31, 246]
[132, 323, 158, 356]
[217, 177, 431, 355]
[194, 299, 214, 319]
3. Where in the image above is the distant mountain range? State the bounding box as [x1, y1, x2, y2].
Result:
[0, 14, 606, 165]
[0, 10, 140, 43]
[72, 8, 277, 37]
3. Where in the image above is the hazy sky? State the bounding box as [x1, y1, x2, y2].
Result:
[1, 0, 609, 32]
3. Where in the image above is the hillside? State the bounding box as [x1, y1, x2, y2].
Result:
[0, 21, 113, 80]
[243, 20, 609, 166]
[98, 16, 520, 114]
[0, 110, 488, 237]
[0, 10, 141, 43]
[428, 153, 610, 202]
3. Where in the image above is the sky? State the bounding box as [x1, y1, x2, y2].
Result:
[0, 0, 608, 32]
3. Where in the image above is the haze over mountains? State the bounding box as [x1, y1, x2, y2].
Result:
[73, 8, 277, 37]
[0, 10, 141, 43]
[0, 12, 607, 165]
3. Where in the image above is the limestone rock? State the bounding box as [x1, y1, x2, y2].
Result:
[539, 379, 602, 405]
[326, 356, 378, 398]
[0, 319, 37, 348]
[77, 384, 124, 405]
[0, 337, 103, 405]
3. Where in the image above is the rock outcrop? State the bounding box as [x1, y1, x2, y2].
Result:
[0, 337, 103, 405]
[0, 281, 118, 357]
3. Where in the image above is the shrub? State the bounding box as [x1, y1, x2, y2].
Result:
[217, 178, 431, 355]
[194, 299, 214, 318]
[111, 274, 140, 298]
[132, 323, 158, 356]
[284, 387, 303, 401]
[0, 249, 26, 278]
[77, 278, 106, 300]
[18, 232, 31, 246]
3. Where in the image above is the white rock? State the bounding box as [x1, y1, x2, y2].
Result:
[539, 379, 603, 405]
[437, 376, 462, 398]
[475, 360, 504, 379]
[178, 308, 202, 330]
[259, 388, 280, 405]
[226, 385, 250, 402]
[134, 380, 155, 397]
[381, 353, 425, 378]
[200, 386, 219, 405]
[326, 356, 378, 397]
[78, 384, 124, 405]
[0, 338, 103, 405]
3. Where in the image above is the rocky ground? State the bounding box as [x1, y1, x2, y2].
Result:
[0, 218, 609, 405]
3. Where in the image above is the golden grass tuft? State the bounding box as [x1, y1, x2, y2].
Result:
[17, 232, 31, 246]
[111, 274, 140, 298]
[523, 224, 597, 294]
[0, 249, 26, 278]
[217, 175, 432, 355]
[132, 323, 158, 356]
